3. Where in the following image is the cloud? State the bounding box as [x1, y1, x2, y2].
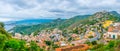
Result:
[0, 0, 120, 22]
[0, 18, 16, 22]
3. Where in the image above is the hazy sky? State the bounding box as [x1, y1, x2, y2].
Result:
[0, 0, 120, 22]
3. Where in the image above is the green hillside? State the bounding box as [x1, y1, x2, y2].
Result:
[68, 11, 120, 29]
[9, 11, 120, 35]
[58, 15, 90, 30]
[10, 15, 90, 35]
[0, 22, 45, 51]
[10, 18, 65, 35]
[67, 11, 120, 34]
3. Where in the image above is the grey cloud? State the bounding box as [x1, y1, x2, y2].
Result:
[0, 0, 120, 22]
[2, 0, 37, 9]
[49, 9, 65, 13]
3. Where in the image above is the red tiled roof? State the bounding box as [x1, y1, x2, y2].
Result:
[55, 44, 89, 51]
[108, 27, 114, 32]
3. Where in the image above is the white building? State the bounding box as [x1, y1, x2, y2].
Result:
[103, 30, 120, 39]
[60, 41, 68, 46]
[104, 32, 120, 39]
[103, 23, 120, 39]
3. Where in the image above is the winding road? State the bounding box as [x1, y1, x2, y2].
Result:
[88, 28, 101, 42]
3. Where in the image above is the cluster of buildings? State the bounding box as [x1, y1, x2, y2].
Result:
[13, 23, 120, 51]
[103, 23, 120, 42]
[13, 28, 90, 51]
[13, 28, 70, 49]
[13, 33, 50, 47]
[103, 23, 120, 39]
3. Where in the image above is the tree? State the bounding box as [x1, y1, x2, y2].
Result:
[52, 44, 59, 49]
[29, 41, 43, 51]
[45, 41, 53, 46]
[68, 37, 73, 42]
[18, 40, 27, 51]
[0, 22, 4, 28]
[0, 34, 7, 51]
[4, 39, 21, 51]
[0, 26, 11, 38]
[105, 41, 115, 49]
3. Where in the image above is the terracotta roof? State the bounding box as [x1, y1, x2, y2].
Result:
[37, 43, 46, 47]
[55, 44, 89, 51]
[71, 34, 78, 37]
[108, 27, 114, 32]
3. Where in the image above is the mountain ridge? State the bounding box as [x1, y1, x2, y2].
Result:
[8, 11, 120, 35]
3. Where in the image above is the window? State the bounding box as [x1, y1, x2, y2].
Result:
[112, 35, 115, 39]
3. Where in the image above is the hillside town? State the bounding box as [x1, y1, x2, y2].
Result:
[1, 0, 120, 51]
[13, 21, 120, 51]
[1, 11, 120, 51]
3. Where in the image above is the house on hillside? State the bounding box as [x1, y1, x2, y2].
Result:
[103, 23, 120, 39]
[103, 31, 120, 39]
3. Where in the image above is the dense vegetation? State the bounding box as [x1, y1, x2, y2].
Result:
[0, 22, 45, 51]
[86, 40, 120, 51]
[10, 15, 90, 35]
[9, 18, 65, 35]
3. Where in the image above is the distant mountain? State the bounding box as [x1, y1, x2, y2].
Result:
[110, 11, 120, 17]
[5, 19, 53, 25]
[58, 15, 90, 29]
[5, 19, 53, 31]
[9, 18, 66, 34]
[9, 15, 90, 35]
